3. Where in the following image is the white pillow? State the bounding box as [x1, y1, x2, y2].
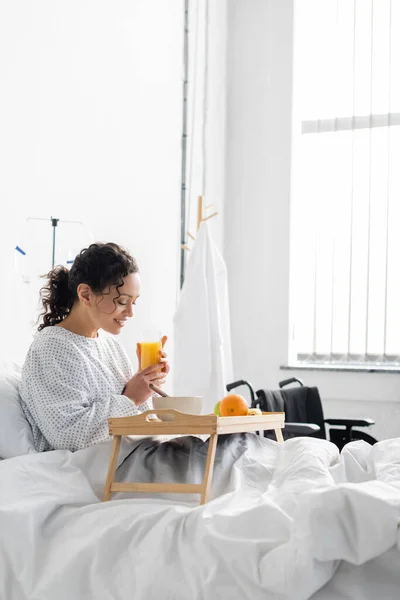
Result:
[0, 360, 36, 459]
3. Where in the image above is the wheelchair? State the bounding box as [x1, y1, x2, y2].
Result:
[226, 377, 377, 451]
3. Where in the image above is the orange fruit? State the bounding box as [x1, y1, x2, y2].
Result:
[220, 394, 249, 417]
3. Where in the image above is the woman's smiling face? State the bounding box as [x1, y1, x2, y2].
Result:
[78, 272, 141, 335]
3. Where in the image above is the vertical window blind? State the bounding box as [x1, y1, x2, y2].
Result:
[291, 0, 400, 366]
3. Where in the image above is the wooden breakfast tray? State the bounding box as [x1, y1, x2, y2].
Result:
[103, 409, 285, 505]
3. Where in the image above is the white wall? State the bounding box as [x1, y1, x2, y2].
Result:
[0, 0, 182, 377]
[225, 0, 400, 440]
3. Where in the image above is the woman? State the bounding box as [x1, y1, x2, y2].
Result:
[20, 242, 169, 453]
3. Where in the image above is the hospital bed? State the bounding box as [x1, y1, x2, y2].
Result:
[1, 360, 399, 600]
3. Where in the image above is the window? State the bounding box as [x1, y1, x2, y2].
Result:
[290, 0, 400, 367]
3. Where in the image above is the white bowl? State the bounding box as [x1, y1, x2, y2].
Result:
[152, 396, 203, 421]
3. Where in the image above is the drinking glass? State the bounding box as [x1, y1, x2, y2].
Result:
[139, 329, 162, 369]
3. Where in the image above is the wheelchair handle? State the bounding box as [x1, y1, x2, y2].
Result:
[226, 380, 256, 405]
[279, 377, 304, 389]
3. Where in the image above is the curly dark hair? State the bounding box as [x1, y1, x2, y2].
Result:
[38, 242, 139, 331]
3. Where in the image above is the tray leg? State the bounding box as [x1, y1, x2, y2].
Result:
[103, 435, 122, 501]
[275, 428, 284, 444]
[200, 433, 218, 505]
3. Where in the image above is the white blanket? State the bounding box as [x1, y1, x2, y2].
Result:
[0, 437, 399, 600]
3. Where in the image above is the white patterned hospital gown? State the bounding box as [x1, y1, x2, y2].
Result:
[20, 326, 152, 452]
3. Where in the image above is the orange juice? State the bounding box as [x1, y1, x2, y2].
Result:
[140, 341, 162, 369]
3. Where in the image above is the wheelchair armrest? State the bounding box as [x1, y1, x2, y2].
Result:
[285, 422, 321, 436]
[325, 418, 374, 428]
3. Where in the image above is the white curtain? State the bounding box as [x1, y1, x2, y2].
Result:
[291, 0, 400, 364]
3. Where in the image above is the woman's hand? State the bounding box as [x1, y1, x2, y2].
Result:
[123, 364, 166, 406]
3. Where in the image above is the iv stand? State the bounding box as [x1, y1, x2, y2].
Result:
[26, 216, 84, 268]
[51, 217, 58, 268]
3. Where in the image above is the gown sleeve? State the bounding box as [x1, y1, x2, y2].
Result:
[20, 335, 150, 451]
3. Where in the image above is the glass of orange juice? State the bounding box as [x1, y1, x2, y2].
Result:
[139, 329, 162, 370]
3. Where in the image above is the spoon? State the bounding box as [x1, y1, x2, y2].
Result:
[149, 383, 169, 398]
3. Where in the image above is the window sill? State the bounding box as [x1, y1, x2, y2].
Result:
[281, 364, 400, 374]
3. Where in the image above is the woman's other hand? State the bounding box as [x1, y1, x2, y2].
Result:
[159, 335, 170, 379]
[123, 364, 166, 406]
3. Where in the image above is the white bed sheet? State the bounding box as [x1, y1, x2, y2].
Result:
[0, 436, 399, 600]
